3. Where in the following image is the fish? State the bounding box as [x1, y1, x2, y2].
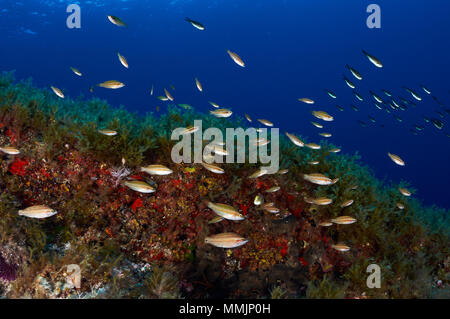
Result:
[257, 119, 274, 127]
[117, 52, 129, 68]
[319, 132, 332, 138]
[303, 173, 333, 185]
[351, 105, 359, 112]
[210, 108, 232, 118]
[311, 197, 333, 205]
[158, 96, 169, 101]
[403, 87, 422, 101]
[208, 144, 229, 156]
[209, 101, 220, 108]
[311, 121, 324, 128]
[319, 221, 333, 227]
[277, 169, 289, 175]
[388, 153, 405, 166]
[312, 111, 334, 121]
[298, 98, 315, 104]
[107, 15, 126, 27]
[185, 17, 205, 30]
[254, 194, 264, 205]
[394, 115, 403, 123]
[205, 232, 248, 248]
[150, 84, 154, 95]
[244, 113, 252, 122]
[265, 186, 280, 193]
[181, 126, 200, 135]
[0, 146, 20, 155]
[382, 89, 392, 97]
[332, 243, 351, 252]
[399, 187, 412, 197]
[346, 64, 362, 80]
[308, 161, 319, 165]
[340, 199, 354, 208]
[97, 80, 125, 89]
[89, 86, 94, 93]
[261, 203, 280, 213]
[354, 91, 364, 101]
[336, 105, 344, 112]
[51, 86, 64, 98]
[208, 216, 224, 224]
[18, 205, 57, 219]
[140, 164, 173, 176]
[164, 88, 174, 101]
[251, 137, 270, 147]
[431, 118, 444, 130]
[325, 90, 337, 99]
[201, 162, 225, 174]
[227, 50, 245, 67]
[329, 148, 341, 153]
[305, 143, 321, 150]
[343, 75, 356, 89]
[195, 77, 202, 92]
[368, 116, 376, 123]
[207, 202, 244, 221]
[98, 129, 118, 136]
[331, 216, 356, 225]
[124, 180, 156, 193]
[248, 167, 268, 179]
[396, 202, 405, 210]
[285, 132, 305, 147]
[369, 91, 383, 103]
[362, 50, 383, 68]
[70, 67, 82, 76]
[374, 103, 382, 110]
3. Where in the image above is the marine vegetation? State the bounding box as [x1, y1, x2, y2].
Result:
[0, 72, 448, 299]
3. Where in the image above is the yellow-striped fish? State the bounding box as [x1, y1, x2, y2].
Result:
[164, 88, 174, 101]
[124, 180, 156, 193]
[207, 202, 244, 221]
[210, 108, 232, 118]
[306, 143, 321, 150]
[388, 153, 405, 166]
[257, 119, 273, 127]
[399, 187, 411, 197]
[118, 52, 129, 68]
[0, 146, 20, 155]
[340, 199, 354, 208]
[140, 164, 173, 176]
[248, 167, 268, 179]
[51, 86, 64, 98]
[18, 205, 57, 219]
[285, 132, 305, 147]
[303, 173, 333, 185]
[97, 80, 125, 89]
[332, 243, 351, 252]
[195, 77, 203, 92]
[298, 98, 315, 104]
[98, 129, 118, 136]
[201, 162, 224, 174]
[331, 216, 357, 225]
[205, 232, 248, 248]
[70, 67, 82, 76]
[311, 121, 323, 128]
[265, 186, 280, 193]
[312, 111, 334, 121]
[227, 50, 245, 67]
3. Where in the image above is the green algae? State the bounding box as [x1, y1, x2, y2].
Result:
[0, 71, 448, 299]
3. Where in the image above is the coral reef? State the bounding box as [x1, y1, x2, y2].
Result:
[0, 71, 448, 299]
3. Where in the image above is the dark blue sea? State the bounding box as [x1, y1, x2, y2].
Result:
[1, 0, 449, 208]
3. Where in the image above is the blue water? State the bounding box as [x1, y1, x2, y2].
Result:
[1, 0, 449, 208]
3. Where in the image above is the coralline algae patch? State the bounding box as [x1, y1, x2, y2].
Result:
[0, 74, 448, 299]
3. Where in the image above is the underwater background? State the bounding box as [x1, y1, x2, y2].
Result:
[1, 0, 449, 207]
[0, 0, 449, 299]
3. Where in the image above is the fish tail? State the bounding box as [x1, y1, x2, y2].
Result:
[185, 17, 191, 22]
